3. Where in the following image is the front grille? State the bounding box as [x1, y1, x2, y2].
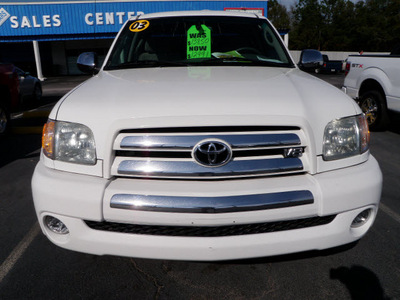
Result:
[111, 127, 308, 179]
[85, 215, 336, 237]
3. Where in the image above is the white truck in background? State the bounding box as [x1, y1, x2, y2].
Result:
[343, 54, 400, 130]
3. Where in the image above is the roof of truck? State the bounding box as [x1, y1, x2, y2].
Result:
[136, 10, 266, 20]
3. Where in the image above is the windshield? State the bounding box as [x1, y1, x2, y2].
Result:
[104, 16, 294, 70]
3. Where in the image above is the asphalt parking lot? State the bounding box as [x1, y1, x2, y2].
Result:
[0, 73, 399, 299]
[9, 76, 90, 134]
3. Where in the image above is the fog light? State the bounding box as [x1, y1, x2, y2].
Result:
[351, 209, 372, 228]
[45, 216, 69, 234]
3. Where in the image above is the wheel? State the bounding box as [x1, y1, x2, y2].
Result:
[0, 104, 10, 135]
[359, 90, 389, 131]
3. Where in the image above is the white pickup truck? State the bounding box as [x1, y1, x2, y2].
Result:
[32, 11, 382, 261]
[343, 54, 400, 130]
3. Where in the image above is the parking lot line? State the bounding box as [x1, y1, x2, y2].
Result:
[380, 203, 400, 224]
[0, 222, 40, 283]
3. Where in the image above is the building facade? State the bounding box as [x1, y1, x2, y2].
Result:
[0, 0, 269, 77]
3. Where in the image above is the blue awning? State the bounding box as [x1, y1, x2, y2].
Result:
[0, 1, 268, 42]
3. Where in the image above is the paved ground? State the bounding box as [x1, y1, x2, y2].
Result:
[0, 73, 399, 299]
[9, 76, 90, 134]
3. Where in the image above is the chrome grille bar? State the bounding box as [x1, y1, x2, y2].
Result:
[117, 158, 303, 178]
[110, 190, 314, 213]
[120, 133, 301, 150]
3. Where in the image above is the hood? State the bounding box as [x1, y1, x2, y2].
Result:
[53, 67, 360, 158]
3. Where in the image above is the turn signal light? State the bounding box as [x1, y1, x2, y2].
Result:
[345, 62, 351, 76]
[358, 114, 370, 153]
[42, 120, 55, 159]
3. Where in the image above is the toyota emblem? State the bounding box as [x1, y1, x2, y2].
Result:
[193, 140, 232, 167]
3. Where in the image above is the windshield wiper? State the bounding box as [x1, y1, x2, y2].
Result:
[105, 60, 189, 70]
[196, 56, 289, 67]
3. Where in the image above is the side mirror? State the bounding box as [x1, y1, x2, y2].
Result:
[77, 52, 99, 74]
[298, 49, 323, 71]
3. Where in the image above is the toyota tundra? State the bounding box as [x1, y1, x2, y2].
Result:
[32, 11, 382, 261]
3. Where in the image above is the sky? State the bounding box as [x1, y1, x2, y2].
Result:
[280, 0, 297, 9]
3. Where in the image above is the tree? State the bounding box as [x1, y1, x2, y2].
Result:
[289, 0, 399, 51]
[290, 0, 324, 50]
[268, 0, 291, 30]
[320, 0, 356, 51]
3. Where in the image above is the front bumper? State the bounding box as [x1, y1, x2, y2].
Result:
[32, 156, 382, 261]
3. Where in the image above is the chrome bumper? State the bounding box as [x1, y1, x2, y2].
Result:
[110, 190, 314, 213]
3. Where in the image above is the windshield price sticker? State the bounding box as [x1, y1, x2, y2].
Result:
[187, 25, 211, 59]
[129, 20, 150, 32]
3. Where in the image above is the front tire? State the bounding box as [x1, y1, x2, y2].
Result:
[359, 90, 389, 131]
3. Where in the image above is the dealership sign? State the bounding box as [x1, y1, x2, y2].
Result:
[0, 0, 267, 42]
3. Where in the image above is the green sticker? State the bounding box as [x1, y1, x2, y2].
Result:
[187, 25, 211, 60]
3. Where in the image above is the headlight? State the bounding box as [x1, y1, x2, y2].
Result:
[323, 115, 369, 161]
[42, 120, 96, 165]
